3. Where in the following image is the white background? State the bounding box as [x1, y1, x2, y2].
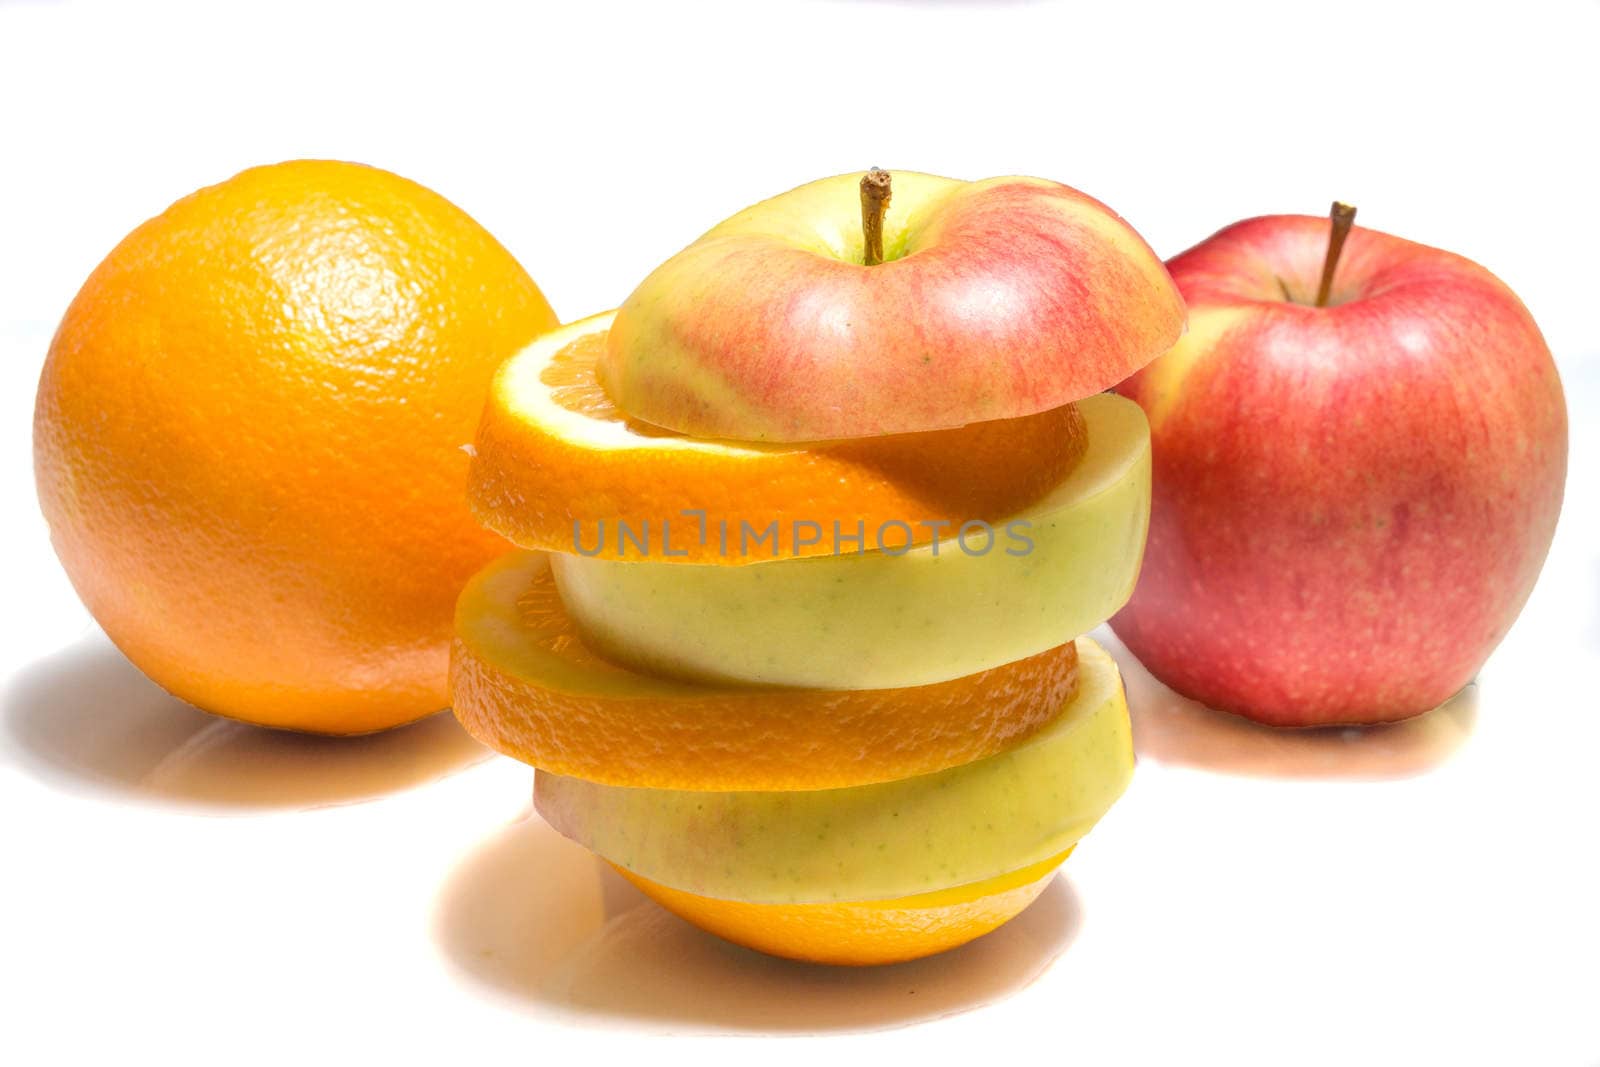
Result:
[2, 1, 1597, 1064]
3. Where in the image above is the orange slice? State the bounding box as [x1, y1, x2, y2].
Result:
[468, 312, 1088, 563]
[616, 847, 1073, 966]
[449, 551, 1079, 790]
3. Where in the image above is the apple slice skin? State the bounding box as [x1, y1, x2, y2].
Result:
[1113, 215, 1568, 725]
[535, 638, 1133, 905]
[602, 171, 1184, 442]
[551, 392, 1150, 690]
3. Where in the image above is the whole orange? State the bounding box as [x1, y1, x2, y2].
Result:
[33, 160, 558, 734]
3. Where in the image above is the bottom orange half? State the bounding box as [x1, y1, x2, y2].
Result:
[615, 847, 1073, 966]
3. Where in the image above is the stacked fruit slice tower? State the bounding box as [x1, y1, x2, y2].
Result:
[450, 170, 1185, 965]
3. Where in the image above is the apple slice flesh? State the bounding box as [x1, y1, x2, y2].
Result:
[534, 638, 1133, 905]
[551, 391, 1150, 690]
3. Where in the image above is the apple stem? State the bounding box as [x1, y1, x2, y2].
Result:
[860, 168, 892, 266]
[1315, 201, 1358, 308]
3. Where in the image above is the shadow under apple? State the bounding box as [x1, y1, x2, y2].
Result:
[433, 811, 1082, 1034]
[1, 632, 491, 811]
[1096, 627, 1478, 779]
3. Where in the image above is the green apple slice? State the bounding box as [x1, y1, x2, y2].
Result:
[551, 392, 1150, 690]
[534, 638, 1133, 904]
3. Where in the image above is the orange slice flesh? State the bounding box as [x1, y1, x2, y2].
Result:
[468, 312, 1088, 563]
[449, 551, 1079, 790]
[616, 847, 1073, 966]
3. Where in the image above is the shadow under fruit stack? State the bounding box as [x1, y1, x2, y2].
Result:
[449, 170, 1185, 965]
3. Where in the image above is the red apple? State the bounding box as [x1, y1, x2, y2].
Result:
[601, 170, 1184, 441]
[1112, 209, 1567, 726]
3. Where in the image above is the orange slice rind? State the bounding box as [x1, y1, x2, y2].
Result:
[450, 550, 1081, 790]
[467, 312, 1088, 564]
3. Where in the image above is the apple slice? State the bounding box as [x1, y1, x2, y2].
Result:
[535, 638, 1132, 905]
[551, 391, 1150, 690]
[601, 170, 1184, 441]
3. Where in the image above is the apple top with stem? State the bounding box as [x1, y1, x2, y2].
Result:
[601, 169, 1185, 442]
[1127, 208, 1569, 434]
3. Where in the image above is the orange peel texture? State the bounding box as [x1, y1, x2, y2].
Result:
[34, 159, 558, 733]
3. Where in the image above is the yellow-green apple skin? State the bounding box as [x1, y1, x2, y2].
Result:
[601, 171, 1185, 442]
[1112, 216, 1567, 726]
[535, 638, 1133, 904]
[550, 393, 1150, 690]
